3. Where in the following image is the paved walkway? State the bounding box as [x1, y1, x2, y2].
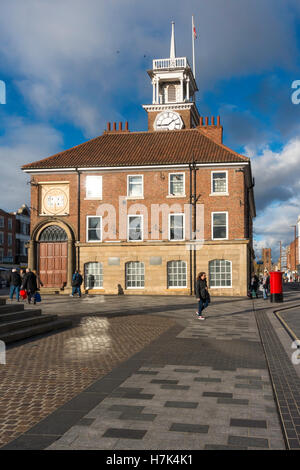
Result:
[2, 289, 300, 450]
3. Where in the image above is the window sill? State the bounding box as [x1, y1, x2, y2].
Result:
[166, 194, 186, 199]
[209, 193, 229, 197]
[210, 286, 232, 289]
[86, 240, 103, 243]
[126, 196, 144, 200]
[84, 197, 102, 201]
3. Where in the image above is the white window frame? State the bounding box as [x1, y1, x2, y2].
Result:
[8, 219, 12, 231]
[125, 261, 145, 289]
[7, 233, 12, 247]
[7, 249, 13, 258]
[85, 175, 102, 199]
[128, 214, 143, 242]
[168, 172, 185, 197]
[209, 259, 232, 289]
[84, 262, 104, 289]
[167, 260, 187, 288]
[127, 175, 144, 199]
[86, 216, 102, 243]
[168, 213, 185, 241]
[210, 170, 228, 196]
[211, 211, 228, 240]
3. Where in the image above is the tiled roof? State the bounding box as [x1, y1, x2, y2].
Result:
[22, 128, 249, 170]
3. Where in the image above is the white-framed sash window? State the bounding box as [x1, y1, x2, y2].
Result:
[86, 175, 102, 199]
[127, 175, 143, 198]
[211, 171, 228, 194]
[212, 212, 228, 240]
[86, 216, 102, 242]
[128, 215, 143, 241]
[169, 213, 185, 241]
[85, 262, 103, 289]
[167, 260, 187, 288]
[209, 259, 232, 288]
[169, 173, 185, 196]
[125, 261, 145, 289]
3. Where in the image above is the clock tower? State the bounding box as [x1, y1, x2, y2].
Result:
[143, 22, 200, 131]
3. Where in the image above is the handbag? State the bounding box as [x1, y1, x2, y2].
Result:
[35, 292, 41, 302]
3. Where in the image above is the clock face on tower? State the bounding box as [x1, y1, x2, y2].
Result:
[154, 111, 183, 131]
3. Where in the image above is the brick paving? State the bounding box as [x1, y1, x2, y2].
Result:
[2, 289, 300, 450]
[0, 309, 175, 448]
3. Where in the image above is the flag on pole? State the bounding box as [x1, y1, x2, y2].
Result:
[193, 23, 197, 40]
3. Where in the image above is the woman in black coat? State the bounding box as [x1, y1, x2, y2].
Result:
[195, 272, 209, 320]
[22, 269, 38, 304]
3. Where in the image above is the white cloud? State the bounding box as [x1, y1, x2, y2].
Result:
[0, 116, 63, 211]
[0, 0, 298, 136]
[248, 138, 300, 259]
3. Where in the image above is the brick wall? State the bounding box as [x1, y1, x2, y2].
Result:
[30, 167, 248, 244]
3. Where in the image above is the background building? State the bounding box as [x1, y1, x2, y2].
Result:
[13, 204, 30, 266]
[0, 208, 15, 267]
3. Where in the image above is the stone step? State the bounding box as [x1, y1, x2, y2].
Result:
[0, 318, 72, 344]
[0, 309, 42, 323]
[0, 314, 57, 335]
[0, 303, 25, 314]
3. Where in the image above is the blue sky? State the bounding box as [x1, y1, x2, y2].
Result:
[1, 0, 300, 261]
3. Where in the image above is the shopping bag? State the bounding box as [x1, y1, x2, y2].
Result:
[34, 292, 41, 303]
[20, 289, 27, 300]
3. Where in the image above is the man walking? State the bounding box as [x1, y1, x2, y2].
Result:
[9, 269, 22, 301]
[71, 270, 83, 297]
[21, 268, 38, 304]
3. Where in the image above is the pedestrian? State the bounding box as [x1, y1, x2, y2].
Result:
[249, 272, 259, 298]
[21, 268, 38, 305]
[71, 270, 83, 297]
[262, 269, 270, 300]
[32, 269, 43, 290]
[195, 272, 210, 320]
[8, 268, 22, 301]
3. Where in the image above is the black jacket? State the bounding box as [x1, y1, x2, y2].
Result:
[22, 272, 37, 293]
[195, 278, 208, 300]
[9, 272, 22, 287]
[249, 275, 259, 291]
[72, 273, 83, 287]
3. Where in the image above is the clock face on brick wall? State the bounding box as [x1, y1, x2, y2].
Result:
[154, 111, 183, 131]
[41, 185, 69, 215]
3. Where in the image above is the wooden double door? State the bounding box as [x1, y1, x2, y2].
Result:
[39, 242, 68, 288]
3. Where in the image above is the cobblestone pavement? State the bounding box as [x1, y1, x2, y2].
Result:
[3, 289, 300, 450]
[0, 305, 175, 448]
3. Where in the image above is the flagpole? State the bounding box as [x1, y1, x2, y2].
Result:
[192, 15, 196, 80]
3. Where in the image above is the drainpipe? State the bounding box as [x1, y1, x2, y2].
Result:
[189, 164, 193, 295]
[76, 169, 81, 271]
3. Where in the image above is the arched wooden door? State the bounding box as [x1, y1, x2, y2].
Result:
[39, 225, 68, 288]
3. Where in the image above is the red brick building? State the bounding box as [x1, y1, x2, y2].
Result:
[22, 25, 256, 296]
